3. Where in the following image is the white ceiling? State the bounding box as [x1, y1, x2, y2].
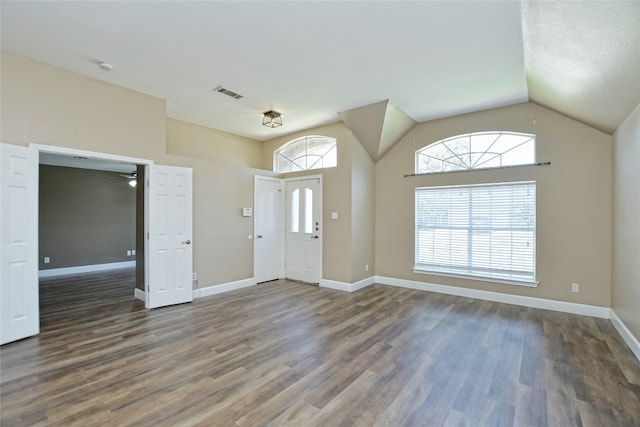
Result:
[1, 1, 638, 142]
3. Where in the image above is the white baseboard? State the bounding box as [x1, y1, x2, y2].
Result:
[133, 288, 145, 302]
[610, 310, 640, 362]
[39, 261, 136, 278]
[194, 277, 256, 298]
[374, 276, 611, 319]
[320, 276, 375, 292]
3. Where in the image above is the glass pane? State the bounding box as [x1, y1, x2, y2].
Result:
[291, 189, 299, 233]
[322, 145, 337, 168]
[304, 188, 313, 234]
[443, 136, 470, 168]
[501, 139, 535, 166]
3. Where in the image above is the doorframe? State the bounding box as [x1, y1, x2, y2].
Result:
[31, 144, 154, 307]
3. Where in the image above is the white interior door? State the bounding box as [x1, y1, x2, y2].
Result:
[285, 176, 322, 284]
[147, 164, 193, 309]
[254, 176, 284, 283]
[1, 144, 39, 345]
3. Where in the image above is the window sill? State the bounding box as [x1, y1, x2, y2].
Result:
[412, 268, 539, 288]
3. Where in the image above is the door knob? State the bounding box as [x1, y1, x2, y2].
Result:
[311, 235, 319, 239]
[257, 235, 263, 239]
[182, 239, 191, 245]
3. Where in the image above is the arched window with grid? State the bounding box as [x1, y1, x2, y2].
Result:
[415, 131, 535, 174]
[274, 135, 337, 173]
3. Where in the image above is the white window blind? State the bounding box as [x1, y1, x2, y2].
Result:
[415, 181, 536, 284]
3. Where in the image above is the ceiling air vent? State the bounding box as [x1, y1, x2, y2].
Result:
[213, 86, 243, 100]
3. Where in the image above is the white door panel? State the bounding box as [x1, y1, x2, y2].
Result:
[254, 177, 284, 283]
[147, 165, 193, 308]
[1, 144, 39, 345]
[285, 176, 322, 283]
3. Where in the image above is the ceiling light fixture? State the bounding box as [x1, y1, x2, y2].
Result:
[262, 110, 283, 128]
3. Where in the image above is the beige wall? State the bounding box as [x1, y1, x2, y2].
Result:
[350, 135, 375, 282]
[39, 165, 136, 270]
[376, 102, 612, 306]
[1, 51, 264, 289]
[612, 102, 640, 341]
[167, 118, 262, 168]
[0, 53, 166, 159]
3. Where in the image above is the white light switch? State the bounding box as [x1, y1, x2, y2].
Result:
[242, 208, 253, 217]
[44, 257, 50, 264]
[331, 212, 338, 219]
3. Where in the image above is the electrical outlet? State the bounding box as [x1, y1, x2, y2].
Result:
[132, 249, 136, 255]
[127, 250, 132, 256]
[365, 264, 369, 272]
[44, 256, 50, 264]
[192, 273, 197, 281]
[571, 283, 580, 293]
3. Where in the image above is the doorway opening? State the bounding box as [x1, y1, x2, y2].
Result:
[37, 152, 145, 315]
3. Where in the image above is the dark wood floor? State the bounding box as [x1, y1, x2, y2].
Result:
[1, 269, 639, 426]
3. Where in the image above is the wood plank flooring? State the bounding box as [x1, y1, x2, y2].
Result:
[1, 269, 639, 426]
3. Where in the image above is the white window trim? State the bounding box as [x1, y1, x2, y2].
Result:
[412, 269, 539, 288]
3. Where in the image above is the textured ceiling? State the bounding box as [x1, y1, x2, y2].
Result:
[523, 1, 640, 134]
[1, 1, 638, 145]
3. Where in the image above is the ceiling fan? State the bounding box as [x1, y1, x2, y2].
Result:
[104, 171, 138, 187]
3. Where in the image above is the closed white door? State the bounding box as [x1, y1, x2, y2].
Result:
[0, 144, 39, 345]
[254, 176, 284, 283]
[285, 176, 322, 284]
[147, 164, 193, 309]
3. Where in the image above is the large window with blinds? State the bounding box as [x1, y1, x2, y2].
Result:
[415, 181, 536, 285]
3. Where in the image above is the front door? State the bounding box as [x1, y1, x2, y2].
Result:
[147, 164, 193, 309]
[0, 144, 39, 345]
[254, 176, 284, 283]
[285, 176, 322, 284]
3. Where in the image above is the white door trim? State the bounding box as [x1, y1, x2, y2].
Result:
[30, 144, 153, 167]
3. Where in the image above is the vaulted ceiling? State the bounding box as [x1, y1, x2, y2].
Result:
[2, 1, 638, 157]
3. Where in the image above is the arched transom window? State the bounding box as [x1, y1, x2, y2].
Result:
[275, 135, 337, 173]
[415, 131, 535, 174]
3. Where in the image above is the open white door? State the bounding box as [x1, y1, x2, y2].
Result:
[254, 176, 284, 283]
[285, 176, 322, 284]
[1, 144, 39, 345]
[147, 164, 193, 309]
